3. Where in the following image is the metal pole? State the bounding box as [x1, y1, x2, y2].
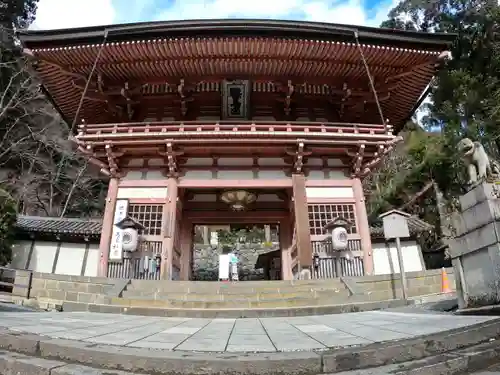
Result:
[69, 29, 109, 136]
[354, 31, 386, 127]
[395, 237, 408, 301]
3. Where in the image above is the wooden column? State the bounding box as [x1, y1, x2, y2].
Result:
[180, 219, 193, 280]
[352, 178, 373, 275]
[279, 216, 293, 280]
[292, 174, 312, 268]
[98, 178, 119, 277]
[161, 178, 178, 280]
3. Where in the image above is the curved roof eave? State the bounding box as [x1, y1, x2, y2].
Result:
[19, 19, 456, 50]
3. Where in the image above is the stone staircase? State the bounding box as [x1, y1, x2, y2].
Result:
[11, 268, 455, 317]
[118, 279, 354, 309]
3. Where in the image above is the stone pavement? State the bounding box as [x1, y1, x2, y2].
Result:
[0, 307, 495, 353]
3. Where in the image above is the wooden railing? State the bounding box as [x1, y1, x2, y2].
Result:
[311, 240, 365, 278]
[77, 120, 392, 140]
[107, 241, 162, 280]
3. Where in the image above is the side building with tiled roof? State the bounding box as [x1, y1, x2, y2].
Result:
[8, 214, 438, 279]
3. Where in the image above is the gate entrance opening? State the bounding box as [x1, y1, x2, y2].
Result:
[191, 223, 281, 281]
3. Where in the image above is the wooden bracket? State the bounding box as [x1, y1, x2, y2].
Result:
[120, 81, 145, 120]
[105, 144, 119, 177]
[159, 142, 184, 178]
[351, 143, 366, 178]
[286, 141, 312, 174]
[338, 82, 351, 119]
[275, 80, 296, 116]
[172, 79, 195, 117]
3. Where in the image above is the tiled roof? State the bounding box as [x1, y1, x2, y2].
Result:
[15, 214, 433, 240]
[16, 215, 102, 237]
[370, 215, 433, 239]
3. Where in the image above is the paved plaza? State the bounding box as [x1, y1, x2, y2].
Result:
[0, 307, 495, 353]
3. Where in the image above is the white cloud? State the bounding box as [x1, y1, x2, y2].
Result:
[31, 0, 398, 30]
[156, 0, 305, 21]
[31, 0, 115, 30]
[300, 0, 397, 26]
[157, 0, 397, 26]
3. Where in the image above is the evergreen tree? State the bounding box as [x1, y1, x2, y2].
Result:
[366, 0, 500, 253]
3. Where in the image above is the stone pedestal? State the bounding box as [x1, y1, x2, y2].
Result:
[450, 182, 500, 309]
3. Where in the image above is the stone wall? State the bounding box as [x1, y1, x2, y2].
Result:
[12, 270, 125, 308]
[192, 243, 279, 281]
[349, 267, 455, 300]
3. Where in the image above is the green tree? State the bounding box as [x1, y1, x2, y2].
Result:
[382, 0, 500, 151]
[368, 0, 500, 253]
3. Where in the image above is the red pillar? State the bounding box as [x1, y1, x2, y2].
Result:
[352, 178, 373, 275]
[161, 177, 178, 280]
[98, 178, 119, 277]
[292, 174, 313, 269]
[279, 215, 293, 280]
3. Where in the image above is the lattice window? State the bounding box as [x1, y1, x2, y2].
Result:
[128, 204, 163, 236]
[308, 204, 357, 235]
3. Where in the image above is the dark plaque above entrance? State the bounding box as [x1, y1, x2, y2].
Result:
[222, 80, 250, 120]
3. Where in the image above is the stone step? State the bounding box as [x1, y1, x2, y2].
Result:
[110, 296, 346, 309]
[0, 314, 498, 374]
[48, 297, 410, 317]
[127, 279, 345, 292]
[126, 282, 346, 294]
[114, 294, 358, 308]
[1, 342, 498, 375]
[121, 288, 351, 301]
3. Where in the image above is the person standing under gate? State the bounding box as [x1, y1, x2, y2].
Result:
[229, 251, 239, 281]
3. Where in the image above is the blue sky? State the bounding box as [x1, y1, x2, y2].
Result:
[31, 0, 399, 30]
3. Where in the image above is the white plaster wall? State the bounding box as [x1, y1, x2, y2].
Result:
[145, 171, 164, 180]
[218, 158, 253, 166]
[10, 241, 32, 269]
[184, 158, 213, 166]
[306, 170, 348, 180]
[28, 241, 58, 273]
[258, 158, 285, 166]
[123, 171, 143, 180]
[183, 170, 213, 179]
[258, 170, 287, 179]
[55, 243, 86, 276]
[217, 170, 254, 179]
[11, 240, 100, 277]
[307, 171, 326, 180]
[372, 240, 425, 275]
[117, 187, 168, 199]
[84, 244, 100, 277]
[328, 171, 348, 179]
[306, 187, 354, 199]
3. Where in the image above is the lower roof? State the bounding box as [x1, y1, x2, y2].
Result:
[15, 214, 431, 241]
[16, 216, 102, 238]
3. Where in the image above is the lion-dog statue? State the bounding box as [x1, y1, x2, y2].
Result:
[457, 138, 500, 185]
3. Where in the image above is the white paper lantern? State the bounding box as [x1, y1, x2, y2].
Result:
[331, 227, 348, 251]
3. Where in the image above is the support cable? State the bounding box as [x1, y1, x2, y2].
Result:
[69, 29, 109, 138]
[354, 31, 387, 130]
